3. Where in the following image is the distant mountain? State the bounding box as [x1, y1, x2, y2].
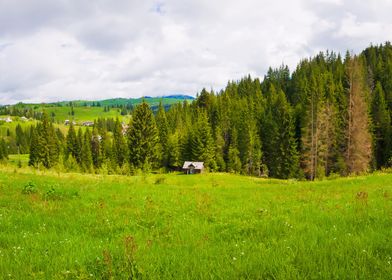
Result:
[165, 95, 195, 100]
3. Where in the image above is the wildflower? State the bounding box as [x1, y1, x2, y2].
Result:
[233, 257, 237, 261]
[241, 252, 244, 256]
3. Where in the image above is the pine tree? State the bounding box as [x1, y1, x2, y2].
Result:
[40, 111, 59, 168]
[15, 124, 28, 154]
[80, 128, 93, 172]
[263, 89, 299, 179]
[127, 102, 158, 170]
[155, 102, 169, 168]
[28, 125, 40, 167]
[227, 128, 242, 173]
[238, 105, 262, 176]
[371, 82, 392, 168]
[112, 119, 127, 167]
[76, 128, 83, 164]
[345, 55, 372, 174]
[189, 110, 216, 170]
[0, 138, 8, 160]
[167, 131, 182, 169]
[66, 123, 78, 160]
[28, 111, 59, 168]
[214, 127, 226, 171]
[91, 127, 102, 168]
[100, 130, 112, 162]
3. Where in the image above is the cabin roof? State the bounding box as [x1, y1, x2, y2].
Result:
[182, 161, 204, 169]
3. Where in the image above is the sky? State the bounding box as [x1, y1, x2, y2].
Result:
[1, 0, 392, 105]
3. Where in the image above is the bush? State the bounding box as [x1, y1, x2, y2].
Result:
[22, 182, 37, 195]
[154, 177, 166, 185]
[43, 185, 79, 201]
[43, 187, 63, 201]
[64, 155, 79, 172]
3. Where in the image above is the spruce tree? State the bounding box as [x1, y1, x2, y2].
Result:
[76, 128, 83, 164]
[263, 89, 299, 179]
[40, 111, 59, 168]
[214, 127, 226, 171]
[155, 102, 169, 168]
[66, 123, 78, 160]
[112, 119, 127, 167]
[238, 105, 262, 176]
[167, 131, 181, 169]
[28, 112, 59, 168]
[91, 127, 102, 168]
[15, 124, 28, 154]
[127, 102, 158, 170]
[371, 82, 392, 168]
[80, 128, 93, 172]
[28, 125, 40, 167]
[227, 128, 242, 173]
[0, 138, 8, 160]
[345, 55, 372, 174]
[189, 110, 216, 170]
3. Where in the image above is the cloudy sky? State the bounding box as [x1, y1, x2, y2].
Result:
[1, 0, 392, 104]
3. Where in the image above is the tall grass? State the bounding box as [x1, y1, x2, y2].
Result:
[0, 169, 391, 279]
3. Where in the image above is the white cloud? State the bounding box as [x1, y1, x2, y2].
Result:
[0, 0, 391, 104]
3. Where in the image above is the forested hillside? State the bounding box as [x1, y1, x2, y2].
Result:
[0, 96, 193, 122]
[1, 43, 392, 179]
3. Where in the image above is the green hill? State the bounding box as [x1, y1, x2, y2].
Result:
[0, 95, 194, 122]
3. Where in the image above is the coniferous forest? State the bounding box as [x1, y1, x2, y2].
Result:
[2, 43, 392, 180]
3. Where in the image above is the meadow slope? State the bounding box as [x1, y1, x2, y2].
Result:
[0, 169, 391, 279]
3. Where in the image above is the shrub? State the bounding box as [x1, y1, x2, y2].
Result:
[22, 182, 37, 195]
[43, 185, 79, 201]
[44, 187, 63, 201]
[155, 177, 166, 185]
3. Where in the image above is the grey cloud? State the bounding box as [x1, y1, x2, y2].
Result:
[0, 0, 391, 104]
[304, 0, 392, 53]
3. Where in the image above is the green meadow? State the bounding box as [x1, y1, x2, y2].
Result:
[30, 106, 130, 123]
[0, 168, 391, 279]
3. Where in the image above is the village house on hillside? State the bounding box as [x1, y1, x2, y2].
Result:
[64, 120, 76, 125]
[0, 116, 12, 123]
[82, 121, 94, 127]
[182, 161, 204, 174]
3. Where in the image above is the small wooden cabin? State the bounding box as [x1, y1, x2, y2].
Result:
[182, 161, 204, 174]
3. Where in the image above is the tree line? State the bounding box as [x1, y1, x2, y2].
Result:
[1, 43, 392, 179]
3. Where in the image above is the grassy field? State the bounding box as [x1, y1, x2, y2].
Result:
[38, 106, 131, 123]
[7, 154, 30, 167]
[0, 168, 391, 279]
